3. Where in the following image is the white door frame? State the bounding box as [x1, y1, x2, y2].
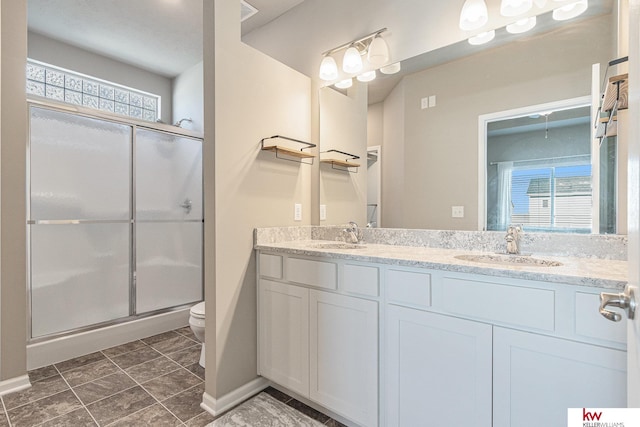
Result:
[477, 95, 593, 231]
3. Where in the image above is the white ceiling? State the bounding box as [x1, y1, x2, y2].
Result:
[27, 0, 303, 78]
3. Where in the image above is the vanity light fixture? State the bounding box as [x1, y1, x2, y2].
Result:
[459, 0, 489, 31]
[500, 0, 533, 17]
[506, 16, 537, 33]
[357, 70, 377, 82]
[380, 62, 401, 75]
[552, 0, 588, 21]
[468, 30, 496, 45]
[334, 78, 353, 89]
[319, 28, 389, 81]
[368, 35, 390, 65]
[319, 55, 338, 81]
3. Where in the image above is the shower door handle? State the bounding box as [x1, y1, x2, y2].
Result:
[180, 198, 193, 214]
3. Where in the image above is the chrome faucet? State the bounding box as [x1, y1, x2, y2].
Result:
[505, 225, 522, 255]
[344, 221, 362, 244]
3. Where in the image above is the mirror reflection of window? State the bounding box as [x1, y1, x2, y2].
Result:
[485, 105, 609, 233]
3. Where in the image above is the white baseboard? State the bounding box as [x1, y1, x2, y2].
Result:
[0, 375, 31, 396]
[27, 308, 190, 370]
[201, 377, 269, 416]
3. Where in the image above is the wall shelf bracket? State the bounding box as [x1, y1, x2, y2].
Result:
[261, 135, 316, 164]
[320, 149, 360, 173]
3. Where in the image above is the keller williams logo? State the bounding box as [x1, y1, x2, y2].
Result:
[583, 408, 603, 421]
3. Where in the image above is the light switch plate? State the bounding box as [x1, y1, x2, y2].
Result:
[428, 95, 437, 107]
[294, 203, 302, 221]
[320, 205, 327, 221]
[421, 97, 429, 109]
[452, 206, 464, 218]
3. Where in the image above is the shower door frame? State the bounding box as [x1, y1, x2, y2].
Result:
[26, 98, 205, 343]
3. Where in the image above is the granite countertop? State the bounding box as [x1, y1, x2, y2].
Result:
[255, 240, 628, 290]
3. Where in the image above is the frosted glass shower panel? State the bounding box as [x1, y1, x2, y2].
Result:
[30, 223, 130, 338]
[136, 222, 203, 313]
[136, 129, 202, 220]
[30, 107, 131, 220]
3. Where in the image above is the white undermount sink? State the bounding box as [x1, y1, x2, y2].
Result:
[454, 254, 563, 267]
[308, 242, 366, 250]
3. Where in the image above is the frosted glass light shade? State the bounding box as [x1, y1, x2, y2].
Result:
[506, 16, 537, 33]
[468, 30, 495, 45]
[335, 78, 353, 89]
[459, 0, 488, 31]
[319, 56, 338, 81]
[343, 46, 363, 73]
[367, 36, 389, 65]
[500, 0, 533, 17]
[380, 62, 401, 75]
[552, 0, 588, 20]
[356, 71, 376, 82]
[533, 0, 547, 6]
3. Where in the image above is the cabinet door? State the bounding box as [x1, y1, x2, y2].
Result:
[258, 280, 309, 397]
[310, 290, 378, 427]
[493, 327, 626, 427]
[385, 306, 492, 427]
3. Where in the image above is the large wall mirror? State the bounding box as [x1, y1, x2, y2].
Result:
[320, 0, 623, 234]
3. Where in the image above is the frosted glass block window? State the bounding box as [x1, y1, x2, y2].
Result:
[26, 59, 161, 122]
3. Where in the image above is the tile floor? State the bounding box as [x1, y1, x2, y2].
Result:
[0, 327, 345, 427]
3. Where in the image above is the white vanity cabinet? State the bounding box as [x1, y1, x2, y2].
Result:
[258, 279, 309, 397]
[385, 306, 492, 427]
[257, 250, 626, 427]
[492, 327, 626, 427]
[257, 254, 379, 427]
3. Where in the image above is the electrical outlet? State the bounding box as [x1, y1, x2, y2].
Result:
[452, 206, 464, 218]
[421, 97, 429, 109]
[294, 203, 302, 221]
[320, 204, 327, 221]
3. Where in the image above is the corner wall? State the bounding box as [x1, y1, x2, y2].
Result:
[1, 0, 28, 381]
[319, 84, 368, 226]
[209, 0, 312, 398]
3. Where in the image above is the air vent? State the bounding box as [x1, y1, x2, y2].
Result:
[241, 0, 258, 22]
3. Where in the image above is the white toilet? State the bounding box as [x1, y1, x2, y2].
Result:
[189, 302, 206, 368]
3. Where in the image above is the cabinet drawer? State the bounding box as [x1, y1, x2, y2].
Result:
[442, 276, 555, 331]
[287, 258, 337, 290]
[386, 269, 431, 310]
[342, 264, 379, 297]
[575, 292, 626, 345]
[259, 253, 283, 279]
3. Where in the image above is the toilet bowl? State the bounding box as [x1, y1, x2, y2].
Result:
[189, 302, 205, 368]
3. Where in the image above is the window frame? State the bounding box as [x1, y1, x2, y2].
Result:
[26, 59, 161, 123]
[478, 95, 596, 232]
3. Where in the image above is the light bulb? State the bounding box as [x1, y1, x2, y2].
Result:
[500, 0, 533, 17]
[356, 71, 376, 82]
[468, 30, 495, 45]
[380, 62, 401, 75]
[506, 16, 537, 33]
[335, 79, 353, 89]
[319, 56, 338, 81]
[343, 46, 363, 74]
[459, 0, 489, 31]
[552, 0, 588, 21]
[367, 35, 389, 66]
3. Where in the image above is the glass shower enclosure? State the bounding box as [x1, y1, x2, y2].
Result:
[28, 105, 203, 339]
